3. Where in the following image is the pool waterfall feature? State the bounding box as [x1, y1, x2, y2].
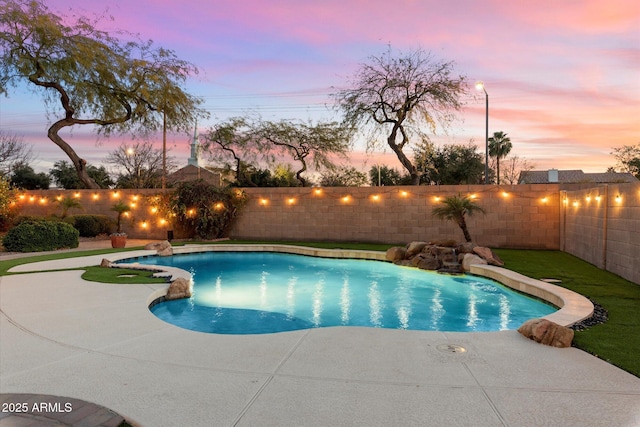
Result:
[110, 244, 594, 335]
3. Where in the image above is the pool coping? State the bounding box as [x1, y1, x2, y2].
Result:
[108, 243, 594, 328]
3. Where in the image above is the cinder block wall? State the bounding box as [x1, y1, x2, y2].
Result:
[230, 184, 561, 249]
[10, 189, 171, 240]
[11, 183, 639, 285]
[562, 183, 640, 285]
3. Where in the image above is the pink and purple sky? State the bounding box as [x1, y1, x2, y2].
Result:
[2, 0, 639, 176]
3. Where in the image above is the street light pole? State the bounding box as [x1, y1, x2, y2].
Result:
[476, 81, 489, 185]
[162, 109, 167, 191]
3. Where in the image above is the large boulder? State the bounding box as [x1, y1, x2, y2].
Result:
[410, 253, 429, 267]
[429, 239, 457, 247]
[386, 246, 407, 262]
[422, 245, 439, 257]
[456, 242, 477, 254]
[144, 240, 173, 257]
[165, 278, 192, 300]
[415, 255, 442, 271]
[405, 241, 429, 258]
[157, 246, 173, 257]
[436, 246, 457, 262]
[461, 253, 488, 272]
[473, 246, 505, 266]
[144, 240, 171, 251]
[518, 318, 574, 348]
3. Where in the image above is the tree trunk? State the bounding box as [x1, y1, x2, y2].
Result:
[496, 158, 500, 185]
[295, 160, 308, 187]
[387, 128, 421, 185]
[460, 221, 472, 242]
[48, 121, 99, 189]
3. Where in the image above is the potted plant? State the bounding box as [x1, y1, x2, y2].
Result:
[110, 201, 131, 248]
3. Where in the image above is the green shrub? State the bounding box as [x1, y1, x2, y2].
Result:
[2, 220, 79, 252]
[12, 215, 56, 225]
[65, 214, 112, 236]
[55, 221, 80, 249]
[0, 177, 18, 232]
[149, 181, 247, 240]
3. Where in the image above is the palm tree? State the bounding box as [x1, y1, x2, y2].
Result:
[488, 131, 512, 185]
[432, 194, 485, 242]
[57, 196, 82, 219]
[111, 201, 131, 234]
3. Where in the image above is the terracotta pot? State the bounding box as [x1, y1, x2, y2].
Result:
[110, 235, 127, 248]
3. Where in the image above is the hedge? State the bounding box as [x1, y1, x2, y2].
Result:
[64, 214, 112, 237]
[2, 220, 79, 252]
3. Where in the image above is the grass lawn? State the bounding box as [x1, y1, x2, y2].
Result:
[1, 241, 638, 377]
[81, 266, 168, 284]
[494, 249, 640, 378]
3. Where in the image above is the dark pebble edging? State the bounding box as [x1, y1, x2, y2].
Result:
[570, 298, 609, 331]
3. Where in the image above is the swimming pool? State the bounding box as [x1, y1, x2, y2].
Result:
[127, 251, 556, 334]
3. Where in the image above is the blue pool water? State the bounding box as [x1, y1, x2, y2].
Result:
[126, 251, 556, 334]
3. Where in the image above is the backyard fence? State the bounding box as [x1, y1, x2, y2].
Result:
[11, 182, 640, 284]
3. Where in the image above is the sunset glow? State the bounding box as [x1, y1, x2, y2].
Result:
[2, 0, 639, 175]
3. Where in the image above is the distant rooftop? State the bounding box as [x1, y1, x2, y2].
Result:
[168, 164, 221, 187]
[519, 169, 639, 184]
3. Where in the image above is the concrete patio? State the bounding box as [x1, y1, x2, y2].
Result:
[1, 243, 639, 426]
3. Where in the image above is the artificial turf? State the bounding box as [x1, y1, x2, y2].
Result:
[493, 249, 640, 378]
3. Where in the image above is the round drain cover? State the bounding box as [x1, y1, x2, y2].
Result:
[436, 344, 467, 353]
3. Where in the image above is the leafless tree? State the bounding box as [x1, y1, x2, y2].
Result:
[335, 47, 466, 185]
[106, 141, 177, 188]
[0, 130, 33, 176]
[501, 156, 535, 185]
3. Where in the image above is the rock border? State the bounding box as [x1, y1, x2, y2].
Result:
[385, 240, 504, 274]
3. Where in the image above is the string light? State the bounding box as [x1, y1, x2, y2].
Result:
[11, 186, 636, 234]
